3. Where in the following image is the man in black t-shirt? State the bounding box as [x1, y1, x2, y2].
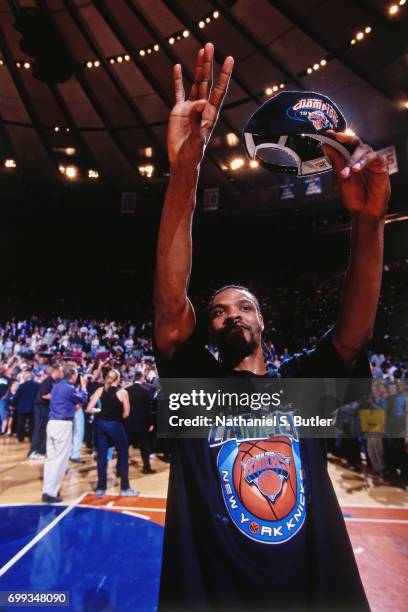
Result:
[154, 44, 390, 610]
[125, 371, 155, 474]
[29, 364, 63, 458]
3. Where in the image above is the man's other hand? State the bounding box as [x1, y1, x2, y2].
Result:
[322, 131, 390, 220]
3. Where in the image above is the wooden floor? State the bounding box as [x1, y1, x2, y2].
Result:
[1, 436, 407, 612]
[2, 436, 408, 507]
[0, 436, 169, 503]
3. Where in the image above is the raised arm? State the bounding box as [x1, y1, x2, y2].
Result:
[323, 132, 391, 368]
[86, 387, 103, 414]
[154, 43, 234, 359]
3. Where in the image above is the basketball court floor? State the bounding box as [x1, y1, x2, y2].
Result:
[0, 436, 407, 611]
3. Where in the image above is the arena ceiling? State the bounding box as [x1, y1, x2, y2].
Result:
[0, 0, 407, 195]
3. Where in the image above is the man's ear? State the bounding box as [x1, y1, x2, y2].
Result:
[259, 314, 264, 332]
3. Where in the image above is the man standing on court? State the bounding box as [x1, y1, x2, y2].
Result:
[42, 365, 88, 503]
[29, 364, 63, 460]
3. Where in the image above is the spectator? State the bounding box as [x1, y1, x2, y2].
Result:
[125, 370, 155, 474]
[29, 364, 63, 460]
[11, 370, 39, 444]
[42, 365, 88, 504]
[86, 369, 138, 498]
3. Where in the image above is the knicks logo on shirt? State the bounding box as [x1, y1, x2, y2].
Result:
[216, 435, 306, 544]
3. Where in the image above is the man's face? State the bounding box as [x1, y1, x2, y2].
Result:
[209, 288, 264, 363]
[52, 367, 63, 380]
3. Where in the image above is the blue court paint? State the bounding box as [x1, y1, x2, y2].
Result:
[0, 505, 65, 568]
[0, 506, 163, 612]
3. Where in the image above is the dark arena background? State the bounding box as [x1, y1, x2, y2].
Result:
[0, 1, 407, 611]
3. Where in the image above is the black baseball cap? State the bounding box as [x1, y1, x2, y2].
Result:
[243, 91, 353, 176]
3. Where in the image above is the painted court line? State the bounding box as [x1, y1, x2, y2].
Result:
[341, 504, 408, 509]
[121, 511, 150, 520]
[80, 504, 165, 513]
[0, 492, 88, 578]
[344, 517, 408, 524]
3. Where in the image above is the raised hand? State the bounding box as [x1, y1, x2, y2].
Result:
[168, 43, 234, 169]
[322, 132, 391, 220]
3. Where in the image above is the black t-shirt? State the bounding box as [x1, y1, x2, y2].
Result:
[34, 376, 53, 408]
[100, 387, 124, 422]
[0, 375, 11, 400]
[125, 383, 152, 432]
[155, 328, 370, 611]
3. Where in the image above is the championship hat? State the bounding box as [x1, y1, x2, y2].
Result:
[242, 91, 353, 176]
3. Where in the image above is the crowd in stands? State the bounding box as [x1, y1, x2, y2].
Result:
[0, 260, 407, 488]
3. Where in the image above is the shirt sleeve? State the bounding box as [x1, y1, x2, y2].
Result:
[280, 326, 371, 407]
[153, 327, 220, 378]
[68, 386, 88, 406]
[280, 326, 371, 378]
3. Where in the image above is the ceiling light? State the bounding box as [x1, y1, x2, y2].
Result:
[88, 169, 99, 179]
[400, 0, 406, 5]
[144, 147, 153, 158]
[273, 85, 279, 92]
[110, 58, 115, 64]
[307, 67, 313, 74]
[147, 48, 152, 54]
[0, 59, 4, 66]
[16, 62, 21, 68]
[320, 59, 327, 66]
[65, 128, 70, 133]
[226, 133, 239, 146]
[230, 158, 244, 170]
[213, 11, 219, 18]
[403, 101, 408, 109]
[4, 159, 16, 169]
[59, 165, 65, 174]
[388, 4, 399, 14]
[24, 62, 30, 69]
[153, 44, 159, 51]
[65, 147, 76, 155]
[94, 60, 100, 68]
[140, 49, 145, 56]
[206, 17, 211, 23]
[198, 21, 205, 28]
[279, 83, 285, 89]
[65, 166, 78, 179]
[86, 61, 93, 68]
[365, 26, 372, 34]
[249, 160, 258, 168]
[54, 126, 60, 132]
[169, 37, 175, 44]
[356, 31, 364, 40]
[139, 164, 154, 177]
[265, 87, 273, 95]
[350, 38, 356, 45]
[117, 56, 123, 62]
[183, 30, 189, 38]
[313, 63, 319, 70]
[124, 54, 130, 61]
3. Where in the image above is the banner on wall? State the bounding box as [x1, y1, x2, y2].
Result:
[203, 187, 220, 211]
[304, 176, 322, 196]
[279, 181, 295, 200]
[121, 192, 136, 214]
[377, 144, 398, 175]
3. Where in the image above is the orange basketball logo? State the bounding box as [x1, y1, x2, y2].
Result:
[215, 427, 306, 544]
[232, 436, 297, 522]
